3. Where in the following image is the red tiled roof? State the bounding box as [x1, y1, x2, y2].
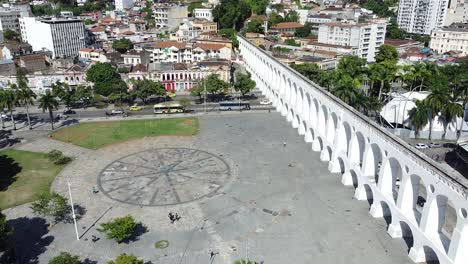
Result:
[152, 41, 186, 49]
[271, 22, 304, 29]
[194, 43, 226, 51]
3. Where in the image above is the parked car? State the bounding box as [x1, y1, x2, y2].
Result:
[429, 142, 442, 148]
[129, 105, 142, 111]
[259, 99, 272, 105]
[63, 109, 76, 115]
[111, 109, 124, 115]
[1, 114, 10, 120]
[415, 143, 428, 149]
[56, 114, 68, 120]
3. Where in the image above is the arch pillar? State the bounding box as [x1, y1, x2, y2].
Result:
[328, 158, 342, 173]
[408, 246, 426, 263]
[281, 104, 288, 116]
[298, 122, 306, 135]
[320, 148, 330, 162]
[354, 185, 368, 200]
[448, 218, 468, 264]
[312, 138, 321, 152]
[341, 171, 353, 186]
[369, 202, 385, 218]
[387, 222, 403, 238]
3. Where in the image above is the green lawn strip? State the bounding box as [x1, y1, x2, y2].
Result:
[50, 118, 199, 149]
[0, 149, 66, 209]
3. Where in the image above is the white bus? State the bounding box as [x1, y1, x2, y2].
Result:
[154, 102, 184, 114]
[219, 101, 251, 111]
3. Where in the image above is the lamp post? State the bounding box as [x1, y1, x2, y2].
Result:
[67, 180, 80, 240]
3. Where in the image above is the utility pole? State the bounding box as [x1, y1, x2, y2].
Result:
[67, 181, 79, 240]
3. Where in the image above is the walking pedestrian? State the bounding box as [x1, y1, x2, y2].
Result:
[283, 141, 286, 147]
[168, 212, 174, 223]
[175, 213, 181, 222]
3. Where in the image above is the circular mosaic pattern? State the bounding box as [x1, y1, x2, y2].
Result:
[98, 148, 231, 206]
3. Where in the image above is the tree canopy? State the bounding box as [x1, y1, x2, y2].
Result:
[247, 0, 268, 15]
[132, 79, 166, 103]
[86, 62, 120, 84]
[218, 28, 239, 48]
[30, 192, 69, 224]
[112, 38, 134, 54]
[108, 253, 143, 264]
[295, 22, 313, 38]
[48, 252, 81, 264]
[95, 79, 128, 97]
[375, 44, 399, 64]
[245, 17, 264, 33]
[97, 215, 139, 243]
[3, 29, 20, 41]
[213, 0, 251, 30]
[0, 211, 11, 251]
[234, 73, 256, 96]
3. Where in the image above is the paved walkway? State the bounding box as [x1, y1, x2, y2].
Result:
[4, 112, 413, 264]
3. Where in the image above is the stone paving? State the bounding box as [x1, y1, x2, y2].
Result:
[4, 112, 413, 264]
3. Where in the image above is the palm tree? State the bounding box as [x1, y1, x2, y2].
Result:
[425, 85, 449, 140]
[412, 62, 434, 91]
[441, 96, 464, 139]
[331, 74, 360, 106]
[0, 89, 18, 130]
[369, 62, 397, 101]
[38, 91, 59, 130]
[408, 100, 429, 138]
[15, 78, 36, 130]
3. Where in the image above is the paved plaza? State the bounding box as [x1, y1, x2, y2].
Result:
[5, 112, 413, 264]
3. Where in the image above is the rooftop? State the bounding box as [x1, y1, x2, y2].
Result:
[271, 22, 304, 29]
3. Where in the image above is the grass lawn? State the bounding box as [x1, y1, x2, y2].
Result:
[0, 149, 66, 209]
[50, 118, 199, 149]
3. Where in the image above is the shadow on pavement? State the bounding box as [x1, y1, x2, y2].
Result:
[122, 223, 148, 244]
[7, 217, 54, 264]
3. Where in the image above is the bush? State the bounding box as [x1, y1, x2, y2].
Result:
[30, 192, 69, 224]
[107, 253, 143, 264]
[46, 150, 72, 165]
[49, 252, 81, 264]
[97, 215, 140, 243]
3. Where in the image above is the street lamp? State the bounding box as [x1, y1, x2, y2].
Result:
[66, 176, 79, 240]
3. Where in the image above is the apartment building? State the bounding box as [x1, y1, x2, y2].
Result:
[397, 0, 449, 35]
[153, 3, 188, 30]
[445, 0, 468, 26]
[171, 19, 217, 42]
[318, 19, 387, 62]
[78, 48, 108, 62]
[20, 17, 86, 59]
[430, 23, 468, 55]
[0, 4, 31, 33]
[147, 41, 231, 64]
[193, 8, 213, 22]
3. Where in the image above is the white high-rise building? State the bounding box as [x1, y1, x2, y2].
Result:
[444, 0, 468, 26]
[317, 19, 387, 62]
[396, 0, 449, 35]
[115, 0, 133, 11]
[0, 4, 31, 33]
[430, 23, 468, 55]
[19, 17, 85, 59]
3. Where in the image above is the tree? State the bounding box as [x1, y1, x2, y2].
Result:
[290, 63, 323, 83]
[95, 79, 128, 97]
[218, 28, 239, 48]
[0, 89, 18, 130]
[73, 85, 93, 108]
[425, 85, 449, 140]
[3, 29, 20, 41]
[86, 62, 120, 84]
[331, 74, 360, 106]
[441, 95, 464, 139]
[245, 17, 264, 33]
[284, 10, 299, 22]
[268, 12, 283, 26]
[234, 260, 257, 264]
[108, 253, 143, 264]
[368, 61, 397, 100]
[133, 80, 166, 103]
[30, 192, 69, 224]
[375, 44, 399, 64]
[0, 211, 11, 251]
[84, 18, 94, 25]
[97, 215, 139, 243]
[15, 78, 36, 130]
[38, 91, 59, 130]
[248, 0, 267, 14]
[285, 39, 300, 46]
[52, 81, 75, 109]
[234, 73, 256, 97]
[408, 100, 429, 138]
[213, 0, 251, 30]
[204, 74, 229, 98]
[294, 22, 313, 38]
[336, 55, 366, 80]
[112, 38, 134, 54]
[178, 97, 190, 111]
[190, 84, 204, 101]
[386, 18, 408, 39]
[48, 252, 81, 264]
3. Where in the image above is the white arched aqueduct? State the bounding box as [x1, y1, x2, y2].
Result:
[238, 36, 468, 264]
